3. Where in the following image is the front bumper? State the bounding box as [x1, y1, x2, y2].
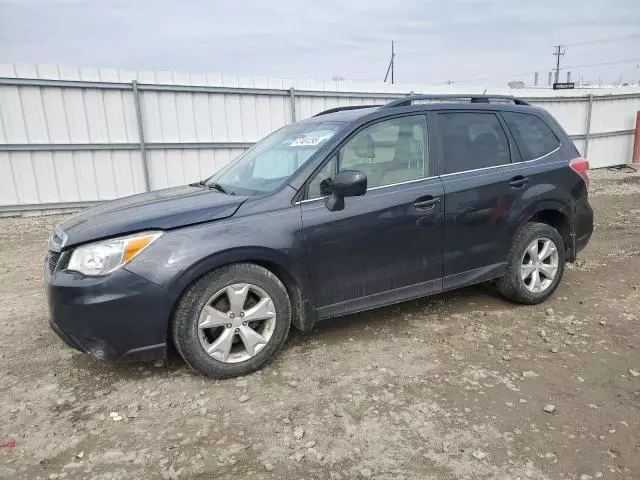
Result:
[45, 259, 177, 362]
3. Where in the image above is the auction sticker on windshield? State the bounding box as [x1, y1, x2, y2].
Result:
[289, 132, 334, 147]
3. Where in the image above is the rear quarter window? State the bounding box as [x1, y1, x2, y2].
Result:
[502, 112, 560, 161]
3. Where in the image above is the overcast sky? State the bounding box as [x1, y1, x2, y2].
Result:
[1, 0, 639, 86]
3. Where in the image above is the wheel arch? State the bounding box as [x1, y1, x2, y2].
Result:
[515, 200, 576, 261]
[167, 247, 316, 335]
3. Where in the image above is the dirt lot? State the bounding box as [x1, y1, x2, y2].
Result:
[1, 168, 639, 480]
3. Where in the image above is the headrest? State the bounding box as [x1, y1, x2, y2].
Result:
[398, 123, 423, 142]
[353, 133, 375, 158]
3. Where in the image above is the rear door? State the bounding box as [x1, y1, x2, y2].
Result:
[436, 110, 525, 288]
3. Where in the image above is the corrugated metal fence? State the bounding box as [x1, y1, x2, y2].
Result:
[1, 64, 639, 215]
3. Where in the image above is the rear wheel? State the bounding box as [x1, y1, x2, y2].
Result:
[172, 263, 291, 378]
[497, 222, 565, 304]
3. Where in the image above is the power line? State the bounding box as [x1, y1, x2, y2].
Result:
[443, 58, 640, 85]
[439, 35, 640, 85]
[564, 33, 640, 48]
[562, 58, 640, 70]
[455, 34, 640, 81]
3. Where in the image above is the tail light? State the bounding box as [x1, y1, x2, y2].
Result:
[570, 157, 590, 189]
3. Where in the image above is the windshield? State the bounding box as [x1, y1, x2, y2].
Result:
[206, 121, 342, 194]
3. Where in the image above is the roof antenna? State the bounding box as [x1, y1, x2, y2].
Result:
[482, 89, 487, 94]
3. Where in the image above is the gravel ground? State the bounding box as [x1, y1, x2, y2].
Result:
[1, 167, 639, 480]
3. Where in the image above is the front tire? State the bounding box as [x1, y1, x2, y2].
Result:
[172, 263, 291, 379]
[497, 222, 566, 304]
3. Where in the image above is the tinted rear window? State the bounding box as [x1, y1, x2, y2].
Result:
[438, 112, 511, 174]
[502, 112, 560, 161]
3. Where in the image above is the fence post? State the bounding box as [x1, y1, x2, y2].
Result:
[633, 111, 640, 164]
[132, 80, 151, 191]
[289, 87, 296, 123]
[583, 94, 593, 158]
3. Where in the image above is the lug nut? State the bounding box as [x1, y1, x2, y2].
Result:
[240, 312, 245, 318]
[235, 328, 240, 333]
[229, 313, 235, 319]
[226, 323, 232, 328]
[242, 321, 247, 326]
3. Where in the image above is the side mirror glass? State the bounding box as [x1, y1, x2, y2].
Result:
[325, 170, 367, 212]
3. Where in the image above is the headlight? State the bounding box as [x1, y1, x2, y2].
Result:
[67, 231, 163, 276]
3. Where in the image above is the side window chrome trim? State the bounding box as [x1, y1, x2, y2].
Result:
[439, 145, 561, 178]
[526, 144, 561, 162]
[297, 174, 438, 205]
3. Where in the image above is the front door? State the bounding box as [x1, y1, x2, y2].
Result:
[300, 115, 444, 318]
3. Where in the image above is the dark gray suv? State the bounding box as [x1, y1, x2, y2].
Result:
[45, 94, 593, 378]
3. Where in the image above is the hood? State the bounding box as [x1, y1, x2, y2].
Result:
[58, 185, 247, 248]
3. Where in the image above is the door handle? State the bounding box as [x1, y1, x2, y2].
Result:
[509, 176, 529, 189]
[413, 196, 441, 210]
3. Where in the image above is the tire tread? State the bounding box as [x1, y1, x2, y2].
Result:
[496, 222, 565, 305]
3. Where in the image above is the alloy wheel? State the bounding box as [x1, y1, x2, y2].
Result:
[197, 283, 276, 363]
[520, 237, 559, 293]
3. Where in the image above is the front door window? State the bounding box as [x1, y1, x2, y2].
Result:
[306, 115, 429, 199]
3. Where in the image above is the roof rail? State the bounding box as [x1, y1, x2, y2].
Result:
[381, 94, 530, 109]
[313, 104, 382, 117]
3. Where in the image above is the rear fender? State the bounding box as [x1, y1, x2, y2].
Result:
[513, 200, 576, 261]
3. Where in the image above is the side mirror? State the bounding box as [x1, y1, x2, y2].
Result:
[325, 170, 367, 212]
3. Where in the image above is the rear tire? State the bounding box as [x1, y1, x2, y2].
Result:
[172, 263, 291, 379]
[497, 222, 565, 304]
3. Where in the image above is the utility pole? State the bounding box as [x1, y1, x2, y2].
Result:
[392, 40, 394, 84]
[553, 45, 565, 84]
[384, 41, 395, 84]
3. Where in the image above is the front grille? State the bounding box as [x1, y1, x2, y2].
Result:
[47, 251, 61, 275]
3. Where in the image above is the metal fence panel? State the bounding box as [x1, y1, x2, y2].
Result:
[0, 86, 29, 142]
[145, 147, 247, 190]
[588, 135, 634, 169]
[1, 63, 639, 214]
[41, 87, 70, 142]
[53, 151, 80, 202]
[590, 96, 640, 133]
[530, 99, 587, 136]
[0, 153, 17, 204]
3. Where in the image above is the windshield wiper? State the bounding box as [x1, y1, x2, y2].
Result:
[190, 179, 235, 195]
[207, 182, 235, 195]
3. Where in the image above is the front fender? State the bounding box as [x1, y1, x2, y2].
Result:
[125, 210, 315, 331]
[164, 246, 318, 333]
[164, 246, 304, 297]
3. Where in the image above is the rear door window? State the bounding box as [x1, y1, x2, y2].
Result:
[437, 112, 511, 174]
[502, 112, 560, 161]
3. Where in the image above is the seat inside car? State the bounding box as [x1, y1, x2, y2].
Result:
[381, 123, 426, 185]
[343, 133, 385, 186]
